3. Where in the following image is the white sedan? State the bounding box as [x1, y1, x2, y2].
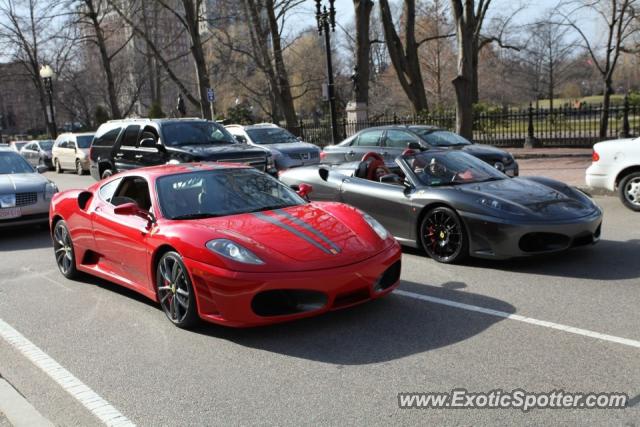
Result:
[586, 137, 640, 211]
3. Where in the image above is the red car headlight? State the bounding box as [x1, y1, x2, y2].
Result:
[206, 239, 264, 265]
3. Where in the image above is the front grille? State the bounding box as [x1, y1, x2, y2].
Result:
[288, 151, 319, 160]
[16, 192, 37, 207]
[217, 157, 266, 171]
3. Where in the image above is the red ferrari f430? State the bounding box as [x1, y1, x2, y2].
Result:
[49, 163, 401, 328]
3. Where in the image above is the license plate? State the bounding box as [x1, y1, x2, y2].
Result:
[0, 207, 21, 220]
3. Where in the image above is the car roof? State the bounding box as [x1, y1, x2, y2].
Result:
[359, 124, 442, 131]
[226, 123, 279, 130]
[105, 118, 210, 126]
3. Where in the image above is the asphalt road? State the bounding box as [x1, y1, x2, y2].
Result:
[0, 170, 638, 425]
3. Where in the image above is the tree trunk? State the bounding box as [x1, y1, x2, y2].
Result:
[353, 0, 373, 105]
[600, 80, 612, 138]
[471, 39, 479, 104]
[452, 3, 475, 140]
[86, 0, 121, 119]
[265, 0, 297, 128]
[379, 0, 428, 114]
[183, 0, 211, 119]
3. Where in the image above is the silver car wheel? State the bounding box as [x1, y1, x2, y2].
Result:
[625, 177, 640, 207]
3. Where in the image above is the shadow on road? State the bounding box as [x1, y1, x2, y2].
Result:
[0, 226, 51, 251]
[472, 239, 640, 281]
[191, 281, 514, 365]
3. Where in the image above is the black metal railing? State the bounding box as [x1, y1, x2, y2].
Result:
[288, 103, 639, 148]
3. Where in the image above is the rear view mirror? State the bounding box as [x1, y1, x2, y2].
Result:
[408, 141, 422, 150]
[36, 165, 48, 174]
[234, 135, 247, 143]
[113, 202, 141, 216]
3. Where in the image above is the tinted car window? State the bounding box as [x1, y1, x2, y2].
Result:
[385, 130, 417, 148]
[353, 130, 383, 147]
[156, 168, 304, 219]
[121, 126, 140, 147]
[99, 178, 123, 202]
[413, 130, 470, 146]
[246, 128, 298, 144]
[0, 151, 34, 174]
[39, 141, 53, 150]
[57, 140, 68, 149]
[76, 135, 94, 148]
[162, 122, 236, 146]
[94, 128, 122, 147]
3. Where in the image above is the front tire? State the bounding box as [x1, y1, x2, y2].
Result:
[101, 169, 113, 180]
[619, 172, 640, 212]
[53, 220, 79, 279]
[76, 160, 84, 175]
[156, 252, 198, 328]
[419, 207, 468, 264]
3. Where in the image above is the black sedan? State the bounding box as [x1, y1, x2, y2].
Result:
[320, 125, 518, 177]
[281, 150, 601, 263]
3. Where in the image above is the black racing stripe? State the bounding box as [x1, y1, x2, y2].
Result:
[273, 209, 341, 253]
[252, 212, 332, 255]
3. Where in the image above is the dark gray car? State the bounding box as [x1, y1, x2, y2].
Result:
[321, 125, 518, 176]
[0, 148, 58, 228]
[280, 149, 601, 263]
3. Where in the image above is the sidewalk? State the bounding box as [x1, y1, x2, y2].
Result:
[508, 147, 592, 159]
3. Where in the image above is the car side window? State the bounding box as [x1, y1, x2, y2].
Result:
[58, 141, 67, 149]
[111, 176, 152, 211]
[24, 143, 34, 151]
[68, 141, 76, 150]
[121, 125, 141, 147]
[353, 130, 383, 147]
[94, 127, 122, 147]
[99, 178, 123, 203]
[385, 130, 417, 148]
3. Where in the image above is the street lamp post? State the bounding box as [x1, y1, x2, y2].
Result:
[39, 65, 57, 139]
[315, 0, 339, 145]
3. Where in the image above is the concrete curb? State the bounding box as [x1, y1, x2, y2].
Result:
[576, 186, 617, 197]
[0, 377, 53, 427]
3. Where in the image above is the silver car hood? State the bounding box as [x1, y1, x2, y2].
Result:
[0, 173, 49, 194]
[262, 142, 319, 153]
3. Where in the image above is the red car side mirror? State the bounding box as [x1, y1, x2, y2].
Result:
[113, 202, 141, 216]
[297, 183, 313, 199]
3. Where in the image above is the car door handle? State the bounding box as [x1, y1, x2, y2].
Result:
[134, 154, 143, 159]
[115, 153, 124, 158]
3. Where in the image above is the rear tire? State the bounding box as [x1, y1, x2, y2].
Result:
[419, 206, 468, 264]
[52, 220, 79, 279]
[101, 169, 113, 180]
[156, 252, 199, 329]
[619, 172, 640, 212]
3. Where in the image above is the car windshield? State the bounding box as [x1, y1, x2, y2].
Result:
[405, 151, 505, 186]
[13, 142, 27, 150]
[156, 168, 305, 219]
[162, 122, 236, 147]
[76, 135, 94, 148]
[412, 129, 471, 146]
[0, 151, 35, 174]
[39, 140, 54, 150]
[246, 128, 298, 144]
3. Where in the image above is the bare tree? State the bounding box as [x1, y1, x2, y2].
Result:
[379, 0, 429, 113]
[561, 0, 638, 137]
[352, 0, 373, 106]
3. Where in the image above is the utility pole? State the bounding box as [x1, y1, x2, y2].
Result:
[315, 0, 339, 145]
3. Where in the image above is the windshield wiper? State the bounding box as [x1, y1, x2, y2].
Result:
[171, 212, 221, 220]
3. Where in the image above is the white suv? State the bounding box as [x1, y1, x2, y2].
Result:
[225, 123, 320, 171]
[586, 137, 640, 211]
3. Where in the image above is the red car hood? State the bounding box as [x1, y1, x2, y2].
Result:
[182, 203, 389, 272]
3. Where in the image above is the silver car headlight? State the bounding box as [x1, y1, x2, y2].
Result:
[44, 182, 58, 200]
[362, 213, 389, 240]
[206, 239, 264, 265]
[477, 197, 524, 215]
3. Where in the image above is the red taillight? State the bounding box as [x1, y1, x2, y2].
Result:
[320, 151, 326, 161]
[592, 150, 600, 162]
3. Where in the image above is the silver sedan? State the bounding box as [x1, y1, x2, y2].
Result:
[0, 147, 58, 228]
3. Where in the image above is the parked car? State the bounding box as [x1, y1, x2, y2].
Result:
[89, 118, 276, 181]
[225, 123, 321, 171]
[49, 162, 401, 327]
[280, 149, 601, 263]
[321, 125, 518, 177]
[8, 141, 28, 152]
[586, 137, 640, 211]
[20, 140, 54, 169]
[52, 132, 95, 175]
[0, 147, 58, 228]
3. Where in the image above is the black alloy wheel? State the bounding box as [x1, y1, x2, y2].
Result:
[420, 206, 468, 264]
[53, 220, 78, 279]
[156, 252, 198, 328]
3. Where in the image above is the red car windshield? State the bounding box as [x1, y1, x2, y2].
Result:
[156, 168, 305, 220]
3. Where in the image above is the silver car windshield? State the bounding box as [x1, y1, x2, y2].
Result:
[405, 151, 505, 186]
[0, 152, 34, 174]
[246, 128, 298, 144]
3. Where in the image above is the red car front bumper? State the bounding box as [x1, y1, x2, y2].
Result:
[183, 242, 402, 327]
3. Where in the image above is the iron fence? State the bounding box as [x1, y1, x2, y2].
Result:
[288, 103, 640, 148]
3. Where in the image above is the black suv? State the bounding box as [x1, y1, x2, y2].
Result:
[89, 118, 275, 180]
